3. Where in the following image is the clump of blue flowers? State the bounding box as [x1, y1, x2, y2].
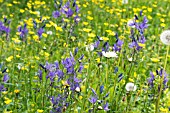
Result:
[128, 13, 148, 51]
[148, 68, 168, 91]
[37, 48, 84, 112]
[0, 17, 11, 39]
[0, 65, 9, 93]
[88, 86, 110, 112]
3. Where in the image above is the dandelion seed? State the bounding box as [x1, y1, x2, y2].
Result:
[125, 82, 137, 91]
[160, 30, 170, 45]
[122, 0, 128, 4]
[86, 44, 94, 51]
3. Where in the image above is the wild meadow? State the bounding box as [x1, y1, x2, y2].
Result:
[0, 0, 170, 113]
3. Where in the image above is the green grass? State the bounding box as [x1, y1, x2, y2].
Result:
[0, 0, 170, 113]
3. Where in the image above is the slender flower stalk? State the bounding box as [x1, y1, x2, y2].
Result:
[155, 45, 169, 113]
[106, 58, 108, 84]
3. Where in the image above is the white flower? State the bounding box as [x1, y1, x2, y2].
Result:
[98, 106, 103, 110]
[86, 44, 94, 51]
[160, 30, 170, 45]
[125, 82, 137, 91]
[75, 87, 80, 92]
[127, 20, 135, 28]
[122, 0, 128, 4]
[127, 57, 133, 62]
[102, 51, 118, 58]
[47, 31, 53, 35]
[17, 63, 23, 70]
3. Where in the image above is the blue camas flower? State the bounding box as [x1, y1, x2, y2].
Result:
[18, 24, 28, 39]
[37, 27, 44, 38]
[89, 96, 98, 104]
[0, 19, 11, 36]
[113, 39, 124, 52]
[148, 72, 155, 88]
[52, 10, 61, 18]
[0, 66, 9, 92]
[89, 87, 110, 111]
[148, 69, 168, 90]
[128, 15, 148, 51]
[3, 74, 9, 83]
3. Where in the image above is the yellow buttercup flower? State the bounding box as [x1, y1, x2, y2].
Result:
[95, 58, 100, 63]
[84, 65, 88, 69]
[37, 109, 44, 113]
[4, 99, 12, 105]
[150, 58, 159, 62]
[42, 33, 47, 38]
[16, 55, 21, 58]
[20, 9, 25, 13]
[102, 37, 109, 41]
[147, 8, 152, 12]
[138, 43, 146, 48]
[2, 91, 8, 95]
[87, 16, 93, 20]
[6, 56, 14, 62]
[129, 78, 134, 82]
[44, 52, 50, 57]
[14, 89, 20, 94]
[55, 26, 63, 32]
[83, 28, 91, 32]
[88, 33, 96, 38]
[83, 22, 89, 25]
[160, 108, 168, 112]
[134, 72, 137, 78]
[160, 23, 166, 27]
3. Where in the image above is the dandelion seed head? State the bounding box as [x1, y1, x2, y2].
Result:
[160, 30, 170, 45]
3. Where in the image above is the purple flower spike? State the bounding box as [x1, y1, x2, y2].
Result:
[3, 74, 9, 83]
[0, 85, 5, 92]
[74, 47, 78, 55]
[38, 70, 42, 81]
[103, 102, 109, 111]
[53, 10, 60, 18]
[89, 96, 97, 104]
[74, 15, 80, 24]
[91, 88, 97, 95]
[18, 24, 28, 38]
[66, 8, 74, 18]
[100, 85, 104, 94]
[37, 28, 44, 37]
[78, 64, 84, 73]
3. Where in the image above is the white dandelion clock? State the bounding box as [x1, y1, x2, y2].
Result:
[160, 30, 170, 45]
[102, 51, 118, 58]
[122, 0, 128, 4]
[86, 44, 94, 52]
[125, 82, 137, 91]
[47, 31, 53, 35]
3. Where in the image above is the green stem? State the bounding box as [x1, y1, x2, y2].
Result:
[155, 45, 169, 113]
[106, 58, 109, 84]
